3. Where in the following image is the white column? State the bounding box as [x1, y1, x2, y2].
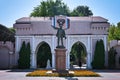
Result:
[104, 35, 108, 67]
[30, 36, 36, 68]
[66, 51, 70, 69]
[87, 36, 92, 69]
[52, 36, 55, 50]
[52, 36, 55, 69]
[87, 52, 92, 69]
[103, 35, 107, 51]
[15, 36, 19, 52]
[66, 36, 68, 69]
[31, 51, 36, 68]
[67, 36, 70, 69]
[32, 36, 35, 52]
[52, 52, 55, 69]
[15, 36, 19, 64]
[66, 52, 68, 69]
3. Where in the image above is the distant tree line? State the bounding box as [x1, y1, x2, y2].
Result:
[0, 24, 15, 43]
[30, 0, 93, 17]
[108, 22, 120, 41]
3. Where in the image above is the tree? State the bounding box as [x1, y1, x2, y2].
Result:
[70, 6, 93, 16]
[26, 42, 31, 68]
[108, 47, 117, 69]
[9, 27, 15, 33]
[108, 22, 120, 41]
[0, 24, 15, 42]
[30, 0, 70, 17]
[99, 39, 105, 68]
[91, 39, 105, 69]
[91, 40, 99, 68]
[18, 41, 26, 69]
[117, 22, 120, 28]
[30, 0, 93, 17]
[18, 41, 31, 69]
[108, 25, 116, 41]
[114, 27, 120, 40]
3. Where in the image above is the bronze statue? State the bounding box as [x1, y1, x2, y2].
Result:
[52, 19, 66, 48]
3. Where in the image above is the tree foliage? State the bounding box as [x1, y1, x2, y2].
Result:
[18, 41, 31, 69]
[70, 6, 93, 16]
[30, 0, 70, 17]
[30, 0, 93, 17]
[26, 42, 31, 68]
[9, 27, 15, 33]
[108, 22, 120, 41]
[91, 39, 105, 69]
[0, 24, 15, 42]
[108, 47, 117, 69]
[18, 41, 26, 69]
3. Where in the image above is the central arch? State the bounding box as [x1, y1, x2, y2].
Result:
[70, 41, 87, 69]
[36, 41, 52, 68]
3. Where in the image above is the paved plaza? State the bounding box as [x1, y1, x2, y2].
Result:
[0, 69, 120, 80]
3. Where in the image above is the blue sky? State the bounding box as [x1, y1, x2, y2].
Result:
[0, 0, 120, 27]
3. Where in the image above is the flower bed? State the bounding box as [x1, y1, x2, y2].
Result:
[73, 70, 100, 77]
[26, 70, 100, 77]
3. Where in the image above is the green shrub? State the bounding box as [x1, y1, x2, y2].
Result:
[26, 42, 31, 68]
[18, 41, 26, 69]
[91, 39, 105, 69]
[108, 47, 117, 69]
[18, 41, 31, 69]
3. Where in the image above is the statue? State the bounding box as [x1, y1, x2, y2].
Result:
[52, 19, 66, 48]
[46, 59, 51, 69]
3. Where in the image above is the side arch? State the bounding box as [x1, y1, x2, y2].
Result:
[68, 38, 88, 52]
[67, 36, 92, 69]
[70, 41, 87, 69]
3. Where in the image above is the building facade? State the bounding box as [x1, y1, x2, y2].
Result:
[14, 16, 109, 69]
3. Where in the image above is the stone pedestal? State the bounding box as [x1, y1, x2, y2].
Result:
[55, 48, 67, 71]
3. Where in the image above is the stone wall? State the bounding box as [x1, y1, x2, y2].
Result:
[0, 41, 15, 69]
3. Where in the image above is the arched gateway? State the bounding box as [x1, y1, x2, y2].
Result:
[36, 41, 52, 68]
[70, 41, 87, 69]
[14, 16, 109, 69]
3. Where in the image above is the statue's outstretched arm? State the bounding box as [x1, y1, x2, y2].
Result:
[51, 25, 59, 29]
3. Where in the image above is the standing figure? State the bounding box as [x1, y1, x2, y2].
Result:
[52, 19, 66, 48]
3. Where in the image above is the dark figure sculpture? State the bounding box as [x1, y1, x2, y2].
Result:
[52, 19, 66, 48]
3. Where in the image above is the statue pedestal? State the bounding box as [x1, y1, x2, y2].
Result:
[55, 48, 67, 71]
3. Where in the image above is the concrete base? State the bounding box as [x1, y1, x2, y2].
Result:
[55, 48, 67, 71]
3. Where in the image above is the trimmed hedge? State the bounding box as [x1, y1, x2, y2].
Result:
[108, 47, 117, 69]
[91, 39, 105, 69]
[18, 41, 31, 69]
